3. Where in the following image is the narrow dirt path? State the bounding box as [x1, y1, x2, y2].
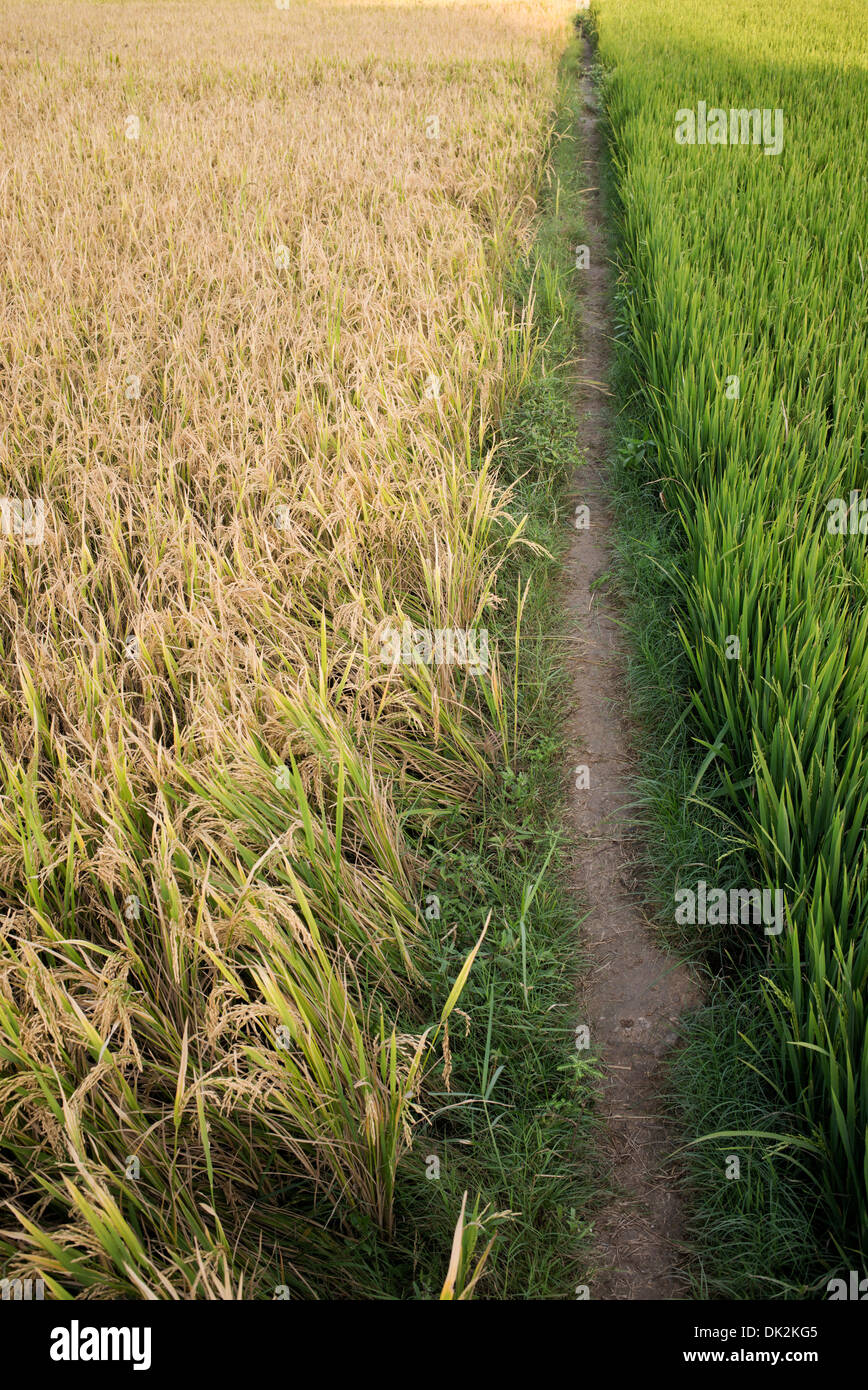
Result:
[565, 37, 700, 1300]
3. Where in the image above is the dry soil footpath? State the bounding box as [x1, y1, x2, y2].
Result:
[565, 38, 701, 1299]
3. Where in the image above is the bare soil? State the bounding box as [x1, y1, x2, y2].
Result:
[565, 38, 701, 1300]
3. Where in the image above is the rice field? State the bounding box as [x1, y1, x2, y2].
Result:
[0, 0, 576, 1299]
[5, 0, 866, 1313]
[594, 0, 868, 1271]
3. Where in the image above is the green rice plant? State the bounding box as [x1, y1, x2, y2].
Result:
[438, 1191, 504, 1299]
[593, 0, 868, 1259]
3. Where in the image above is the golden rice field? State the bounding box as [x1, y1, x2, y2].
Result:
[0, 0, 576, 1298]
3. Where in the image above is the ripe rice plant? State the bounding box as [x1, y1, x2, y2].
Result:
[593, 0, 868, 1260]
[0, 0, 575, 1298]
